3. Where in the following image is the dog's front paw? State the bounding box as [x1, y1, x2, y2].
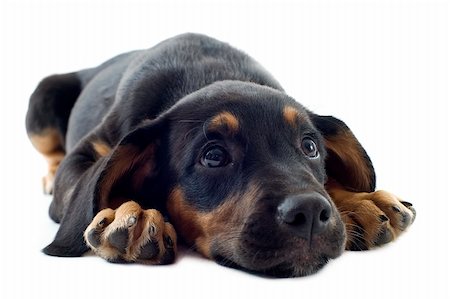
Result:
[84, 201, 177, 264]
[340, 191, 416, 251]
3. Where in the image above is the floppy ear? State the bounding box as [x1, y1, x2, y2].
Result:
[43, 119, 166, 257]
[310, 114, 376, 192]
[94, 119, 167, 210]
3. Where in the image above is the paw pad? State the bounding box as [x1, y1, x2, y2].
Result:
[84, 201, 177, 265]
[108, 228, 129, 254]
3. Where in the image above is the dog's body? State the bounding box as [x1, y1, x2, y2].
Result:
[27, 33, 415, 277]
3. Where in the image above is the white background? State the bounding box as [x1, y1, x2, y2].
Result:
[0, 0, 448, 298]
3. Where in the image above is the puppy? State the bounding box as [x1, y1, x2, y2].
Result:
[26, 33, 415, 277]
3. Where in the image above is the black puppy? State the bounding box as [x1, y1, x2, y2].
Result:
[26, 33, 415, 277]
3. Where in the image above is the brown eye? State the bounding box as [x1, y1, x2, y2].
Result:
[301, 138, 319, 158]
[201, 146, 230, 167]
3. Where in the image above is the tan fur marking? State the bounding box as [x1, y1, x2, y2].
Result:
[166, 187, 207, 255]
[283, 106, 302, 128]
[29, 128, 63, 155]
[92, 141, 112, 158]
[131, 159, 154, 192]
[209, 111, 239, 135]
[29, 129, 65, 193]
[98, 144, 156, 209]
[326, 180, 414, 249]
[167, 184, 260, 258]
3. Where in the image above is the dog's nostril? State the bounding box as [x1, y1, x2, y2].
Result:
[292, 213, 307, 226]
[319, 209, 330, 223]
[278, 193, 332, 239]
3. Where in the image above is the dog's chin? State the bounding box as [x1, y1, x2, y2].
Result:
[210, 230, 346, 278]
[213, 253, 331, 278]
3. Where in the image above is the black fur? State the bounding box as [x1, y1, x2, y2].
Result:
[27, 33, 375, 276]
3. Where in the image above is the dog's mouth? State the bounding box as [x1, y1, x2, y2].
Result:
[213, 252, 331, 278]
[209, 216, 346, 278]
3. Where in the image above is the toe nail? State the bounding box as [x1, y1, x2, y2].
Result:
[149, 224, 157, 236]
[401, 201, 413, 207]
[127, 216, 137, 227]
[379, 215, 389, 222]
[392, 206, 401, 213]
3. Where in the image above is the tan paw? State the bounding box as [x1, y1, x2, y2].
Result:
[339, 190, 416, 250]
[84, 201, 177, 264]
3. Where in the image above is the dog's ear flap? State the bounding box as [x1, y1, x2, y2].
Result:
[43, 119, 166, 257]
[93, 119, 167, 210]
[43, 179, 98, 257]
[310, 114, 376, 192]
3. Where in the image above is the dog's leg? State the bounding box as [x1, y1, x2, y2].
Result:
[28, 129, 66, 194]
[26, 73, 82, 194]
[326, 180, 416, 250]
[43, 117, 168, 257]
[84, 201, 177, 264]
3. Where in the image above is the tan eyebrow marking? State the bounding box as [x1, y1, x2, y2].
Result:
[208, 111, 239, 135]
[92, 141, 112, 158]
[283, 106, 301, 128]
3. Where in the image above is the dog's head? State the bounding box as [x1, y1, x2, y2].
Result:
[97, 81, 375, 277]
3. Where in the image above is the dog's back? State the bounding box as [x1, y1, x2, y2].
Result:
[26, 33, 282, 194]
[67, 33, 282, 151]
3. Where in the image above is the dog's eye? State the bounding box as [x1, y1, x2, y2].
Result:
[201, 146, 230, 168]
[301, 137, 319, 158]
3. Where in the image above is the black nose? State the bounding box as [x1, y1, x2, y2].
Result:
[277, 193, 332, 239]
